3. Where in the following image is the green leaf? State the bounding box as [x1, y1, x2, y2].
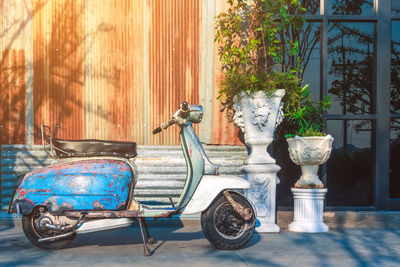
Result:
[301, 83, 310, 92]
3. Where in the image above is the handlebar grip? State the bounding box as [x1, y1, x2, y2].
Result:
[152, 127, 162, 135]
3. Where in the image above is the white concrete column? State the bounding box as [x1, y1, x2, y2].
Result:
[288, 188, 329, 233]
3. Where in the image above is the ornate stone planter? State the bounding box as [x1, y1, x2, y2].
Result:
[233, 89, 286, 165]
[286, 135, 334, 233]
[233, 89, 285, 233]
[286, 135, 334, 189]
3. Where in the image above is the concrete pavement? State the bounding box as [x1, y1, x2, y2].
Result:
[1, 223, 400, 267]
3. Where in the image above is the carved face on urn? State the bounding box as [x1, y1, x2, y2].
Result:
[232, 90, 285, 142]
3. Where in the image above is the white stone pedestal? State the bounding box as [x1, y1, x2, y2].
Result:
[241, 164, 281, 233]
[288, 188, 328, 233]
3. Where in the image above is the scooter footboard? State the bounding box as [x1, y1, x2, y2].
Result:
[181, 175, 250, 215]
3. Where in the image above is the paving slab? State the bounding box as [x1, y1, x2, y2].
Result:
[0, 224, 399, 267]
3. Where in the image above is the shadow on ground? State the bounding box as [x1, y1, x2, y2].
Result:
[1, 226, 400, 266]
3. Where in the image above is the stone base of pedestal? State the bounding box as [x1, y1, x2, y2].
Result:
[256, 221, 280, 233]
[241, 164, 281, 233]
[288, 221, 328, 232]
[288, 188, 328, 233]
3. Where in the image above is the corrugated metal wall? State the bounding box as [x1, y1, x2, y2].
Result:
[33, 0, 86, 143]
[0, 0, 240, 146]
[84, 0, 144, 143]
[211, 0, 242, 145]
[0, 49, 26, 144]
[0, 0, 28, 145]
[148, 0, 201, 145]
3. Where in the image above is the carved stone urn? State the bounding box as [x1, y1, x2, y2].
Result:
[286, 135, 334, 233]
[233, 89, 285, 233]
[286, 135, 334, 189]
[233, 89, 285, 165]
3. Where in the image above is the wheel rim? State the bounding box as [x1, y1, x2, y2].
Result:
[30, 208, 56, 239]
[213, 202, 250, 240]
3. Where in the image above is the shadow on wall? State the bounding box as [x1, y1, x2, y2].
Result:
[0, 0, 117, 147]
[0, 0, 115, 212]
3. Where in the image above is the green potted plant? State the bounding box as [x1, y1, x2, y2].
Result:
[284, 85, 333, 189]
[284, 85, 334, 233]
[215, 0, 306, 164]
[215, 0, 307, 233]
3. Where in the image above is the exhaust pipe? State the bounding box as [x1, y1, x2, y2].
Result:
[38, 232, 75, 242]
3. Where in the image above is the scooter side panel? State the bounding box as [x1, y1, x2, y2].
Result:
[9, 159, 134, 214]
[182, 175, 251, 215]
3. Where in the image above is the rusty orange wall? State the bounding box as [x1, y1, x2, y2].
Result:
[84, 0, 144, 143]
[0, 0, 238, 146]
[211, 0, 241, 145]
[0, 49, 26, 144]
[33, 0, 86, 143]
[31, 0, 201, 145]
[148, 0, 201, 145]
[0, 0, 27, 144]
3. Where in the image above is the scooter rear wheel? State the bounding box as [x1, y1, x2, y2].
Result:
[22, 208, 76, 250]
[201, 191, 255, 250]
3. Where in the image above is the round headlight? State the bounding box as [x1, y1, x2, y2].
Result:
[189, 105, 203, 123]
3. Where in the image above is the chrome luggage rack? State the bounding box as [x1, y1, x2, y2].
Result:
[40, 124, 69, 159]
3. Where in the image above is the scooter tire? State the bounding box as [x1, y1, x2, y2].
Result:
[201, 191, 255, 250]
[22, 215, 76, 250]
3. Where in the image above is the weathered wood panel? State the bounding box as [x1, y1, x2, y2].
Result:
[148, 0, 202, 145]
[33, 0, 86, 143]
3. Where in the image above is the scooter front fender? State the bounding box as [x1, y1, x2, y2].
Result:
[182, 175, 250, 215]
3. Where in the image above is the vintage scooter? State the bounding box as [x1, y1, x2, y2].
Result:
[8, 101, 256, 256]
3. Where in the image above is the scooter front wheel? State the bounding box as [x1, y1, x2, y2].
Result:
[22, 207, 76, 250]
[201, 191, 255, 250]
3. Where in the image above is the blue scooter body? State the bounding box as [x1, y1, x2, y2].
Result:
[9, 158, 135, 215]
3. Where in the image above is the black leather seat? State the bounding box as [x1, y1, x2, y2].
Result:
[52, 139, 137, 159]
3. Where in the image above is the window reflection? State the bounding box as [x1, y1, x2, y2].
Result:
[390, 119, 400, 198]
[275, 22, 321, 206]
[326, 120, 374, 206]
[328, 22, 376, 115]
[391, 21, 400, 114]
[393, 0, 400, 15]
[329, 0, 374, 15]
[300, 22, 321, 101]
[299, 0, 320, 15]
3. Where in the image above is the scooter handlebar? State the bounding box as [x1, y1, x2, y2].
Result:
[152, 127, 162, 134]
[152, 119, 175, 135]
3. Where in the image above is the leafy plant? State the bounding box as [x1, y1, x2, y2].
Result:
[284, 84, 331, 137]
[215, 0, 307, 113]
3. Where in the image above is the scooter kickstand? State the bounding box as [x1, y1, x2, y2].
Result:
[138, 218, 151, 256]
[143, 219, 155, 244]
